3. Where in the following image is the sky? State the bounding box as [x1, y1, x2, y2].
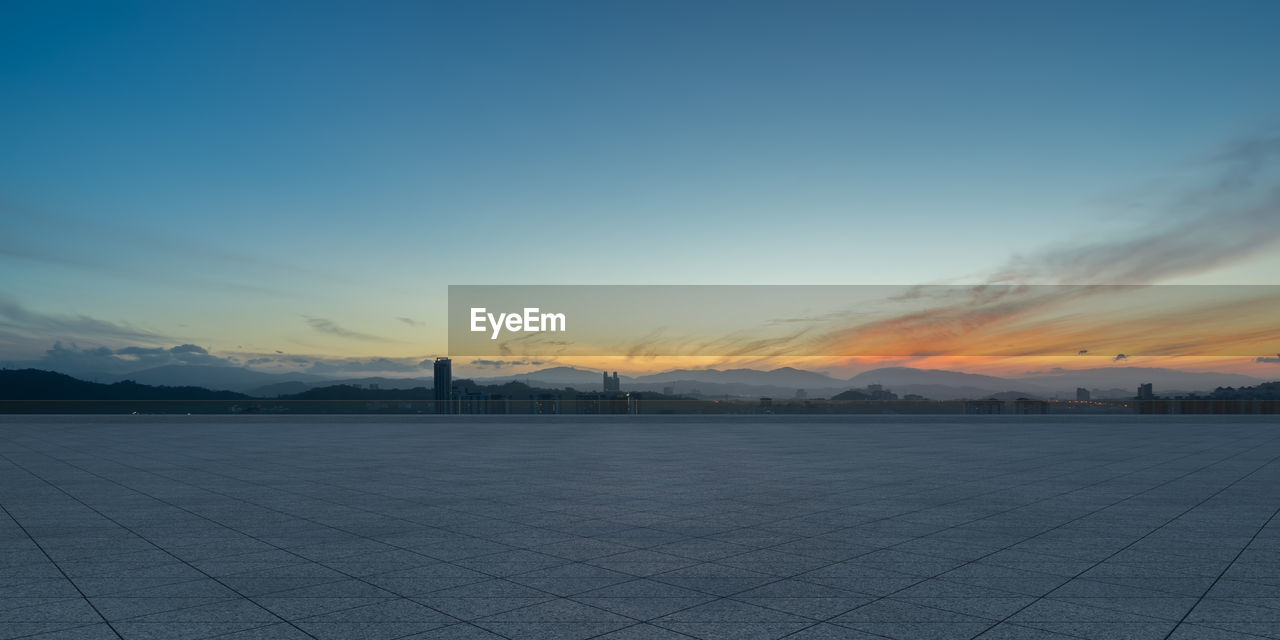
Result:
[2, 0, 1280, 379]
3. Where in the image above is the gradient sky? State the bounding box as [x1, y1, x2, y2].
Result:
[2, 0, 1279, 377]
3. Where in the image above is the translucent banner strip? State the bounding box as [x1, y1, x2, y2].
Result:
[448, 285, 1280, 357]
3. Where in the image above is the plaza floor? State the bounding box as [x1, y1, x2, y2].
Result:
[1, 415, 1278, 640]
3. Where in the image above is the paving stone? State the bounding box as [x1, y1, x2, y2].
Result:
[2, 414, 1278, 639]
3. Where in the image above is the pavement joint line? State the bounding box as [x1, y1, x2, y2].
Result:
[3, 416, 1278, 640]
[0, 449, 324, 640]
[971, 443, 1280, 639]
[770, 436, 1277, 638]
[1161, 492, 1280, 639]
[0, 492, 124, 640]
[64, 421, 1200, 632]
[0, 455, 526, 640]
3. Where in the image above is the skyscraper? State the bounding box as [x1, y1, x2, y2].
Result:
[434, 357, 453, 414]
[1076, 387, 1090, 401]
[603, 371, 620, 392]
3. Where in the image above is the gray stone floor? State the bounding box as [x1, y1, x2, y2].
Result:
[1, 415, 1278, 640]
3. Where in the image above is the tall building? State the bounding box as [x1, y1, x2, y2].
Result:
[603, 371, 620, 392]
[434, 357, 452, 414]
[1137, 383, 1154, 400]
[1076, 387, 1090, 401]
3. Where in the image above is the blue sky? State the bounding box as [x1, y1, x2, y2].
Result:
[2, 0, 1279, 374]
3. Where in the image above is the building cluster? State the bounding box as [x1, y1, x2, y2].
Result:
[963, 398, 1049, 414]
[423, 363, 1276, 416]
[1132, 382, 1279, 414]
[432, 358, 636, 414]
[1136, 397, 1280, 414]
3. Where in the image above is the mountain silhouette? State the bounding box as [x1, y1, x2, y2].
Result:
[106, 365, 328, 393]
[0, 369, 248, 401]
[1020, 366, 1263, 395]
[9, 361, 1267, 400]
[632, 367, 846, 387]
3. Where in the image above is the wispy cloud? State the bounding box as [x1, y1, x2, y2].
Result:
[799, 131, 1280, 359]
[0, 294, 169, 344]
[469, 359, 547, 368]
[0, 241, 286, 296]
[992, 130, 1280, 284]
[765, 311, 852, 325]
[303, 316, 391, 342]
[1202, 133, 1280, 198]
[115, 343, 230, 366]
[303, 357, 425, 374]
[0, 341, 239, 375]
[0, 198, 335, 293]
[1257, 354, 1280, 364]
[808, 285, 1278, 358]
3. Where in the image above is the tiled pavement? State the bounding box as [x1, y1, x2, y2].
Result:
[1, 414, 1278, 640]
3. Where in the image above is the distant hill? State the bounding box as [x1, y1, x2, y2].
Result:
[473, 366, 620, 389]
[0, 369, 248, 401]
[831, 389, 873, 401]
[624, 379, 831, 399]
[107, 365, 329, 393]
[247, 376, 433, 397]
[468, 364, 1267, 400]
[1020, 367, 1263, 396]
[987, 391, 1048, 402]
[246, 381, 315, 397]
[10, 360, 1266, 402]
[881, 384, 1007, 401]
[280, 384, 433, 401]
[328, 376, 432, 389]
[849, 367, 1029, 389]
[1207, 382, 1280, 399]
[839, 367, 1051, 400]
[476, 366, 848, 392]
[276, 379, 545, 401]
[633, 367, 846, 388]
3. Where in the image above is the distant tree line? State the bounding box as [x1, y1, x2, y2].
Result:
[0, 369, 659, 403]
[0, 369, 248, 401]
[1207, 382, 1280, 400]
